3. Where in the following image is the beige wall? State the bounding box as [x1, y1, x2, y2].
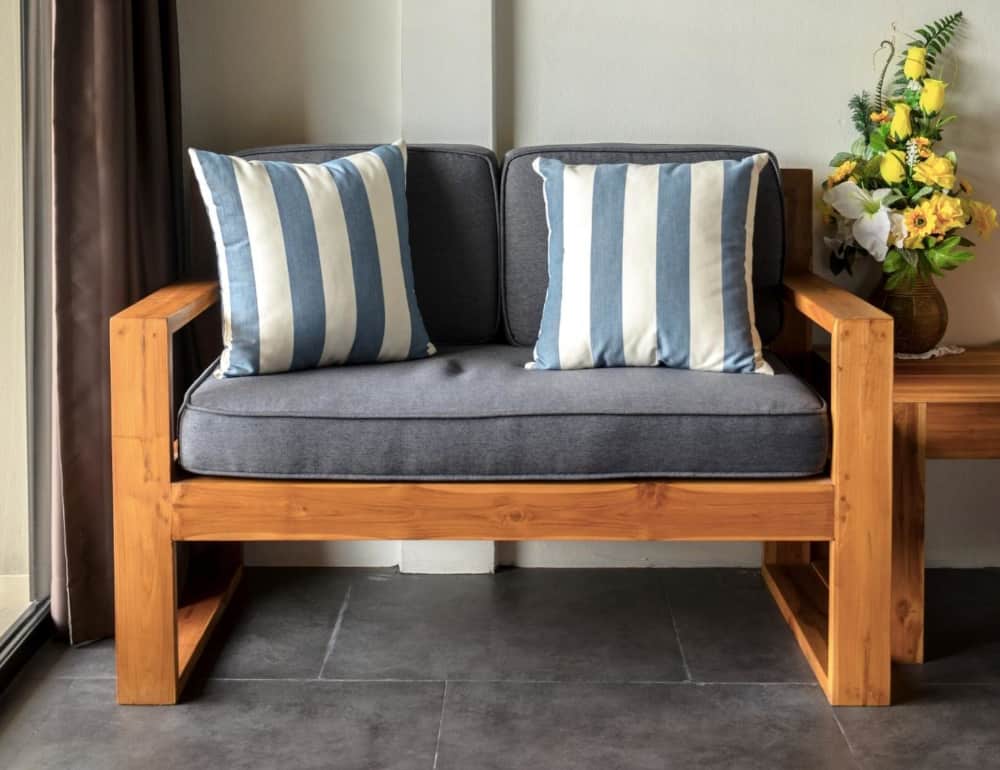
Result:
[0, 0, 30, 579]
[176, 0, 1000, 567]
[178, 0, 402, 152]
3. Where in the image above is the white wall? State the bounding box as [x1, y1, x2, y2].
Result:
[0, 0, 30, 581]
[178, 0, 1000, 568]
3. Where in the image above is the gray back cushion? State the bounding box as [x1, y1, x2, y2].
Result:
[500, 144, 785, 347]
[190, 144, 500, 345]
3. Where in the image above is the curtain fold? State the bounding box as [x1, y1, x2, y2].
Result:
[51, 0, 184, 642]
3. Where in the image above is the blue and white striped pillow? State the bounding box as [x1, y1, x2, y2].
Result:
[530, 154, 772, 374]
[190, 142, 435, 376]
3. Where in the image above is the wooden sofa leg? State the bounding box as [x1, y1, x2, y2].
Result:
[112, 315, 179, 704]
[826, 318, 893, 706]
[113, 519, 179, 705]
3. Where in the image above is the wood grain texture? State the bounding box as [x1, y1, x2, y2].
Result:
[894, 346, 1000, 404]
[780, 169, 813, 275]
[892, 403, 926, 664]
[763, 542, 811, 566]
[827, 316, 894, 705]
[924, 403, 1000, 458]
[113, 281, 219, 332]
[762, 563, 830, 698]
[784, 273, 892, 333]
[111, 315, 179, 704]
[171, 477, 836, 542]
[111, 283, 221, 705]
[177, 565, 242, 691]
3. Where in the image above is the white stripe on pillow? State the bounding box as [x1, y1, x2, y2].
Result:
[529, 153, 773, 375]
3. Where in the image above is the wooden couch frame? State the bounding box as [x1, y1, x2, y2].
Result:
[111, 169, 893, 706]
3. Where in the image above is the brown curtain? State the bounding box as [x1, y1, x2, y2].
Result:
[52, 0, 185, 642]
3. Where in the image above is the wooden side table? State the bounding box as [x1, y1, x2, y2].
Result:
[891, 346, 1000, 663]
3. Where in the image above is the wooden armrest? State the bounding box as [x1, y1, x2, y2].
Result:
[111, 281, 219, 333]
[783, 272, 890, 334]
[110, 281, 218, 451]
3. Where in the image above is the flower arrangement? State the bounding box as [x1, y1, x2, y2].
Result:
[822, 11, 997, 289]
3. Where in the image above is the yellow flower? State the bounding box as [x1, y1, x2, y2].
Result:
[919, 79, 948, 114]
[870, 110, 890, 124]
[967, 200, 998, 239]
[880, 150, 907, 184]
[889, 103, 912, 140]
[913, 154, 956, 190]
[904, 46, 927, 80]
[959, 179, 974, 195]
[903, 202, 938, 248]
[826, 160, 857, 186]
[930, 193, 965, 233]
[912, 136, 932, 159]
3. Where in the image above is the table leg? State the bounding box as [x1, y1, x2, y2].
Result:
[892, 402, 926, 663]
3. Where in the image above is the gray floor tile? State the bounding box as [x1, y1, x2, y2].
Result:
[664, 568, 815, 682]
[322, 569, 686, 682]
[204, 567, 356, 679]
[0, 675, 443, 770]
[898, 569, 1000, 685]
[836, 685, 1000, 770]
[21, 639, 115, 680]
[436, 681, 855, 770]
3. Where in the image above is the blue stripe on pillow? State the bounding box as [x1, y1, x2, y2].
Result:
[656, 163, 692, 371]
[191, 149, 261, 375]
[265, 163, 327, 371]
[532, 157, 565, 370]
[325, 159, 386, 364]
[589, 164, 628, 368]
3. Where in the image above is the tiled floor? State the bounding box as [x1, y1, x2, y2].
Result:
[0, 567, 998, 769]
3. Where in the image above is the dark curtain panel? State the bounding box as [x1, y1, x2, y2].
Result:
[52, 0, 184, 642]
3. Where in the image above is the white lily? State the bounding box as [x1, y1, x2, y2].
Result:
[888, 211, 908, 249]
[823, 181, 893, 261]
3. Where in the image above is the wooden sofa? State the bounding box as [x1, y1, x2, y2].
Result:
[111, 151, 892, 707]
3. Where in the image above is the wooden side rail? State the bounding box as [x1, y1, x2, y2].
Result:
[110, 281, 223, 704]
[765, 271, 894, 706]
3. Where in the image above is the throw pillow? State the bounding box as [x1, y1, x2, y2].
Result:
[189, 141, 435, 376]
[529, 153, 772, 374]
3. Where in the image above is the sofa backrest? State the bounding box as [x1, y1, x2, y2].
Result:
[500, 145, 786, 347]
[190, 144, 501, 345]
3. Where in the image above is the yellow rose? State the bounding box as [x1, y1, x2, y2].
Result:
[919, 79, 947, 114]
[967, 200, 998, 238]
[904, 46, 927, 80]
[880, 150, 907, 184]
[930, 193, 965, 233]
[889, 103, 912, 140]
[903, 201, 938, 248]
[826, 160, 857, 187]
[913, 154, 956, 190]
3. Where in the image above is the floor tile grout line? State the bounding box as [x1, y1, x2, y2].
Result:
[431, 681, 449, 770]
[662, 578, 693, 682]
[317, 582, 353, 680]
[830, 709, 862, 767]
[43, 674, 824, 686]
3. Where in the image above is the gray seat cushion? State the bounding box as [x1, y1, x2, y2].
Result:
[501, 145, 785, 347]
[178, 345, 828, 480]
[190, 144, 501, 345]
